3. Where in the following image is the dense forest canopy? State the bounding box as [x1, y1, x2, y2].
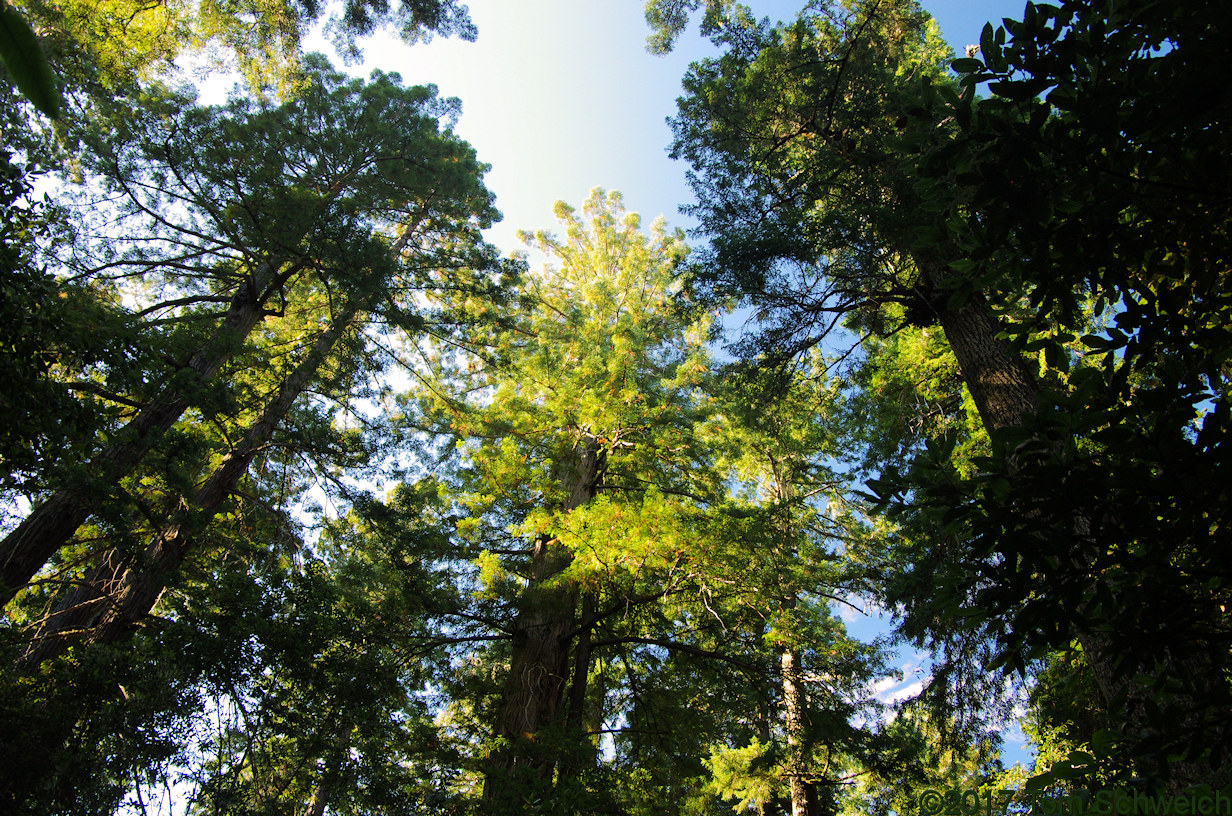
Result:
[1, 0, 1229, 813]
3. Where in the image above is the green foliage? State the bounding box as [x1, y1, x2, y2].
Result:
[6, 0, 472, 104]
[0, 624, 203, 814]
[896, 0, 1232, 779]
[165, 483, 463, 815]
[418, 188, 712, 569]
[670, 0, 1232, 788]
[667, 0, 1028, 782]
[21, 0, 1231, 806]
[0, 51, 500, 591]
[0, 151, 140, 497]
[1019, 648, 1124, 791]
[670, 0, 954, 361]
[643, 0, 737, 55]
[704, 737, 779, 811]
[0, 0, 61, 117]
[1, 43, 505, 810]
[409, 188, 721, 810]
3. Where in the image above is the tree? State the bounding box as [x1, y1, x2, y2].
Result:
[699, 356, 886, 816]
[17, 290, 368, 669]
[5, 0, 474, 101]
[664, 0, 1232, 788]
[165, 481, 466, 816]
[644, 0, 736, 55]
[661, 0, 1038, 739]
[669, 0, 1038, 436]
[408, 188, 717, 811]
[404, 191, 963, 814]
[0, 55, 498, 608]
[0, 55, 502, 811]
[899, 0, 1232, 785]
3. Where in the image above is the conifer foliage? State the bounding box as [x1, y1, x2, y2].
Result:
[4, 0, 1231, 811]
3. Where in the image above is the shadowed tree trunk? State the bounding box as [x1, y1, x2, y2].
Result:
[767, 470, 820, 816]
[928, 266, 1230, 788]
[559, 589, 599, 779]
[0, 255, 309, 606]
[481, 442, 603, 805]
[17, 301, 360, 670]
[302, 720, 352, 816]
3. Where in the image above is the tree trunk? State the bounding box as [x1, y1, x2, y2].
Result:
[17, 303, 359, 669]
[932, 278, 1229, 788]
[481, 442, 603, 804]
[557, 590, 598, 784]
[935, 295, 1039, 431]
[302, 720, 352, 816]
[0, 256, 308, 607]
[782, 645, 819, 816]
[302, 776, 333, 816]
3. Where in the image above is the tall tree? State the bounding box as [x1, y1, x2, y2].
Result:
[0, 56, 501, 811]
[0, 55, 497, 608]
[665, 0, 1232, 787]
[897, 0, 1232, 784]
[687, 353, 980, 816]
[17, 288, 369, 669]
[704, 357, 865, 816]
[409, 189, 716, 811]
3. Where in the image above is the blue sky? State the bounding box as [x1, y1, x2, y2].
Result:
[317, 0, 1029, 255]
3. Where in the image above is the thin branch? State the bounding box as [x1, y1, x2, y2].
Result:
[590, 636, 764, 672]
[63, 382, 147, 410]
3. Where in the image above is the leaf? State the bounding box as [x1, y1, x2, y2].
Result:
[987, 80, 1040, 102]
[979, 22, 1004, 70]
[0, 1, 61, 119]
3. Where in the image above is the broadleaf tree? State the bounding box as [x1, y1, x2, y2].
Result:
[662, 0, 1232, 788]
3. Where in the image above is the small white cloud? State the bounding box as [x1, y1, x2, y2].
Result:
[871, 675, 901, 695]
[886, 680, 924, 704]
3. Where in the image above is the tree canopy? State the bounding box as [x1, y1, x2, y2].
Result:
[2, 0, 1231, 812]
[668, 0, 1232, 791]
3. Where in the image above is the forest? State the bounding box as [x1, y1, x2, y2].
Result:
[1, 0, 1229, 813]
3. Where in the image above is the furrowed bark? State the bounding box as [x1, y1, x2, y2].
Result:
[302, 776, 333, 816]
[933, 294, 1040, 431]
[17, 302, 359, 669]
[481, 443, 603, 804]
[0, 256, 307, 607]
[782, 643, 819, 816]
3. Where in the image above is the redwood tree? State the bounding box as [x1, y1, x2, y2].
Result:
[409, 189, 716, 810]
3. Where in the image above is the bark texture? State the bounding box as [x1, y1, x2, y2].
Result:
[932, 276, 1229, 789]
[782, 646, 819, 816]
[935, 295, 1039, 431]
[481, 442, 604, 804]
